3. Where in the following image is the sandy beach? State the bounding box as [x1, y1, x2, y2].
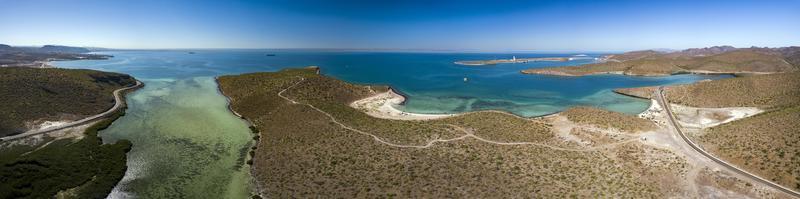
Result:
[350, 89, 458, 120]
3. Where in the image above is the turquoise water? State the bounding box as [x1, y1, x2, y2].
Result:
[53, 50, 727, 198]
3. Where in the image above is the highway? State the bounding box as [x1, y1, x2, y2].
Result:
[656, 87, 800, 198]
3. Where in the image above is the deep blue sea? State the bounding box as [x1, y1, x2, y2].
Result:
[52, 50, 727, 198]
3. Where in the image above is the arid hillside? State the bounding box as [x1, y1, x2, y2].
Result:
[522, 47, 799, 76]
[218, 68, 740, 198]
[0, 67, 136, 136]
[616, 71, 800, 192]
[699, 106, 800, 192]
[615, 72, 800, 108]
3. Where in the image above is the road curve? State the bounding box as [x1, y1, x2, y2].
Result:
[1, 80, 143, 142]
[656, 87, 800, 198]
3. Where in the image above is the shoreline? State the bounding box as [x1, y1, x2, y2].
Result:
[454, 57, 569, 66]
[349, 87, 606, 121]
[350, 88, 459, 120]
[522, 68, 778, 77]
[214, 77, 264, 198]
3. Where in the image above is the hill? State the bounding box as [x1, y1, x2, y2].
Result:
[39, 45, 91, 53]
[615, 72, 800, 108]
[522, 46, 799, 76]
[0, 67, 136, 136]
[218, 67, 705, 197]
[616, 72, 800, 192]
[699, 105, 800, 192]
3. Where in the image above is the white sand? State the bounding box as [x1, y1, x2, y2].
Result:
[350, 89, 458, 120]
[34, 120, 71, 131]
[671, 104, 762, 129]
[638, 99, 669, 127]
[636, 99, 761, 129]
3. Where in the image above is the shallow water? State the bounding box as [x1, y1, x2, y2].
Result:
[94, 77, 252, 198]
[53, 50, 728, 198]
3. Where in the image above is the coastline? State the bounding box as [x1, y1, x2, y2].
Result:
[522, 68, 780, 78]
[350, 88, 459, 120]
[349, 86, 602, 121]
[455, 57, 569, 66]
[214, 77, 263, 198]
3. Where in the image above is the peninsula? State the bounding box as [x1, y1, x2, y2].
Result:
[455, 56, 569, 66]
[521, 46, 800, 76]
[219, 66, 797, 198]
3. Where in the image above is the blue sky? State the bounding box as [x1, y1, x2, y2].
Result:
[1, 0, 798, 51]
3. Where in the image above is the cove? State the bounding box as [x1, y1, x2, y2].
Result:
[53, 50, 729, 198]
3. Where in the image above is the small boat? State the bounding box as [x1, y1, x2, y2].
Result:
[188, 51, 196, 54]
[463, 77, 468, 82]
[266, 54, 276, 56]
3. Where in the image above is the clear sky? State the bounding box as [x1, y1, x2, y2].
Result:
[1, 0, 798, 51]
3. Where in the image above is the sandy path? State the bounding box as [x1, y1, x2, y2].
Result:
[279, 77, 633, 151]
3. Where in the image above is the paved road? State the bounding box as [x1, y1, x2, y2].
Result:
[1, 81, 143, 142]
[656, 87, 800, 198]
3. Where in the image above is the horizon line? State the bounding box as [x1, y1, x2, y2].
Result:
[5, 44, 799, 53]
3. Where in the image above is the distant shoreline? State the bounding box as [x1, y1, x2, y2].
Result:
[454, 57, 571, 66]
[521, 68, 772, 77]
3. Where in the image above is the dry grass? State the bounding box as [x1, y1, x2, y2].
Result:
[695, 167, 787, 198]
[561, 106, 657, 133]
[218, 68, 691, 197]
[663, 72, 800, 108]
[699, 106, 800, 191]
[522, 49, 795, 76]
[615, 73, 800, 109]
[0, 67, 136, 136]
[617, 71, 800, 192]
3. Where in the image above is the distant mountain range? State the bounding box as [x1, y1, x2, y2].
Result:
[0, 44, 110, 67]
[0, 44, 92, 54]
[522, 46, 800, 76]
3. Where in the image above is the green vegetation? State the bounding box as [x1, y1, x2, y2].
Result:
[218, 68, 689, 197]
[522, 48, 797, 76]
[0, 108, 132, 199]
[699, 106, 800, 191]
[0, 67, 135, 136]
[561, 106, 657, 133]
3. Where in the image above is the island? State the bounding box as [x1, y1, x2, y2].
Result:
[0, 65, 142, 198]
[218, 66, 797, 198]
[455, 56, 569, 66]
[521, 46, 800, 76]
